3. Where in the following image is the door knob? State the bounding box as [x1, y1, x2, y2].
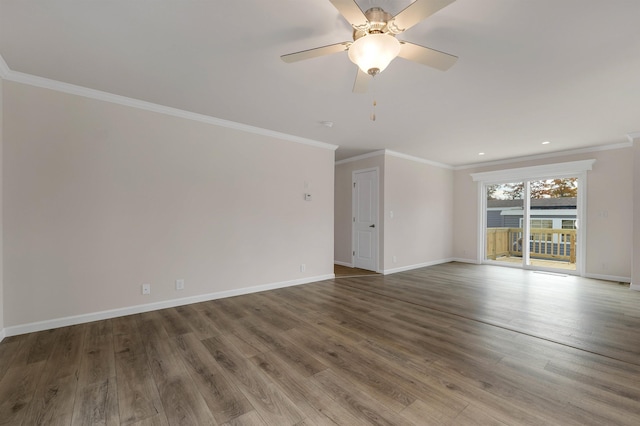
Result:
[369, 224, 375, 228]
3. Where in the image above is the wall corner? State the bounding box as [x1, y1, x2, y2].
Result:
[0, 76, 4, 333]
[633, 137, 640, 290]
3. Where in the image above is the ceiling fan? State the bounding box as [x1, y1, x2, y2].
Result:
[281, 0, 458, 93]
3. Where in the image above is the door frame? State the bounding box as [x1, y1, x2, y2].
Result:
[352, 167, 380, 272]
[471, 160, 595, 276]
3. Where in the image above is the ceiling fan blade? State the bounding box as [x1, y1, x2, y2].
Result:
[388, 0, 456, 33]
[281, 42, 350, 63]
[398, 41, 458, 71]
[329, 0, 368, 28]
[352, 68, 370, 93]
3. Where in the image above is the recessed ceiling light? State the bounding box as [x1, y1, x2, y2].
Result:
[542, 141, 551, 145]
[319, 121, 334, 128]
[478, 152, 485, 156]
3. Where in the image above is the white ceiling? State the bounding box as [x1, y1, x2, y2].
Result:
[1, 0, 639, 166]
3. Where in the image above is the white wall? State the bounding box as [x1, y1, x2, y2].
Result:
[453, 147, 634, 281]
[334, 154, 385, 268]
[3, 81, 335, 330]
[383, 154, 454, 272]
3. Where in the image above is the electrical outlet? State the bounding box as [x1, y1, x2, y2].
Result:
[300, 264, 306, 272]
[392, 255, 397, 263]
[142, 284, 151, 295]
[176, 279, 185, 290]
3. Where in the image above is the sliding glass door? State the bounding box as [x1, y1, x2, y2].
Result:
[484, 177, 579, 273]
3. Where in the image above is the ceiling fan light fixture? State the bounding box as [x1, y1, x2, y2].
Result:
[348, 33, 401, 75]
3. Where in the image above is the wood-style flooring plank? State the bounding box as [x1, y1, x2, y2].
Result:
[400, 398, 467, 426]
[450, 403, 510, 426]
[154, 308, 191, 337]
[137, 311, 216, 425]
[113, 315, 165, 425]
[23, 324, 86, 426]
[201, 335, 305, 426]
[172, 332, 253, 424]
[311, 369, 414, 426]
[0, 336, 23, 384]
[77, 320, 116, 389]
[25, 328, 62, 365]
[237, 314, 328, 378]
[0, 361, 46, 425]
[174, 304, 220, 340]
[128, 413, 170, 426]
[220, 410, 268, 426]
[284, 325, 416, 413]
[249, 350, 350, 426]
[71, 378, 119, 426]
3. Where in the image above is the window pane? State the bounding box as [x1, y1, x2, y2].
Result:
[529, 178, 578, 271]
[485, 182, 524, 263]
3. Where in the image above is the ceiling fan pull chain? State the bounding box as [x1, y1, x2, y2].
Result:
[370, 75, 377, 121]
[371, 99, 376, 121]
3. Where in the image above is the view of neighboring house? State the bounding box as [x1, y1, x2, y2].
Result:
[487, 197, 577, 231]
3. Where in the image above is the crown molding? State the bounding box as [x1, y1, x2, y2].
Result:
[470, 159, 596, 183]
[627, 132, 640, 142]
[338, 141, 632, 171]
[0, 56, 338, 152]
[384, 150, 453, 169]
[455, 141, 633, 171]
[0, 54, 9, 78]
[336, 149, 453, 169]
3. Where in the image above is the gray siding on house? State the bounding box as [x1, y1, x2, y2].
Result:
[487, 212, 576, 228]
[487, 211, 504, 227]
[504, 216, 521, 227]
[530, 213, 575, 220]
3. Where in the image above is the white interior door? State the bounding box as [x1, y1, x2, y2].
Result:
[352, 168, 378, 271]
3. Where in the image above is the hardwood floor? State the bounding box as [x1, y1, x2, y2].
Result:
[333, 265, 380, 278]
[1, 262, 640, 425]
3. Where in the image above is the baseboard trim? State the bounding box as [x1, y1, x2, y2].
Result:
[451, 257, 481, 264]
[334, 260, 353, 267]
[0, 328, 6, 343]
[584, 273, 631, 283]
[4, 274, 334, 337]
[630, 283, 640, 291]
[382, 258, 454, 275]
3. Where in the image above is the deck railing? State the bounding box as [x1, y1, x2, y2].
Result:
[486, 228, 576, 263]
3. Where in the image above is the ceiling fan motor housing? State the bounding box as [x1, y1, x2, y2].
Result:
[353, 7, 394, 40]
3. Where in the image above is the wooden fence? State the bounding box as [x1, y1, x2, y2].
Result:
[486, 228, 576, 263]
